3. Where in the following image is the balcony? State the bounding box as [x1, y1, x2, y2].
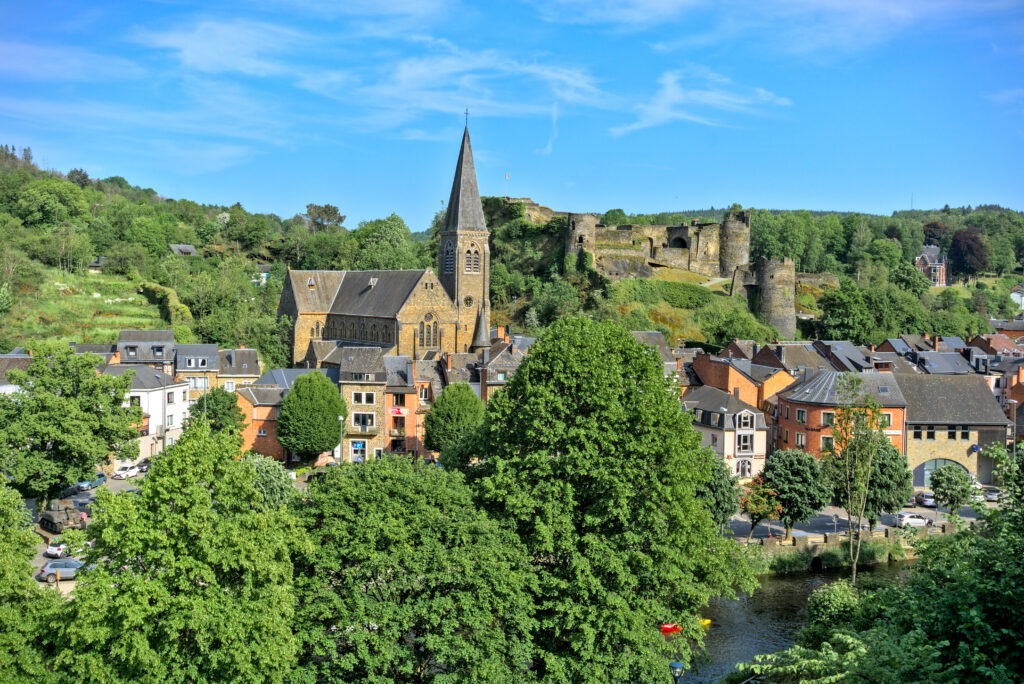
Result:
[389, 428, 406, 437]
[347, 424, 379, 436]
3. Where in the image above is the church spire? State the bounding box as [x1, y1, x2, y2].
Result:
[444, 127, 488, 233]
[470, 304, 490, 351]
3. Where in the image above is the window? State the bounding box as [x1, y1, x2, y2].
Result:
[737, 459, 752, 478]
[710, 434, 718, 447]
[926, 425, 935, 440]
[153, 346, 164, 358]
[914, 425, 922, 440]
[879, 413, 892, 428]
[182, 391, 187, 402]
[737, 433, 753, 453]
[796, 409, 807, 424]
[186, 357, 208, 368]
[190, 376, 210, 390]
[189, 399, 196, 407]
[419, 321, 424, 347]
[353, 413, 375, 429]
[472, 250, 480, 272]
[419, 386, 429, 401]
[821, 411, 835, 427]
[126, 346, 138, 358]
[393, 416, 405, 430]
[224, 381, 235, 392]
[795, 432, 806, 448]
[166, 414, 174, 426]
[961, 425, 970, 440]
[166, 436, 174, 446]
[738, 412, 754, 429]
[351, 441, 367, 462]
[784, 429, 789, 442]
[393, 393, 405, 407]
[497, 372, 507, 381]
[821, 435, 834, 452]
[785, 405, 790, 420]
[947, 425, 957, 440]
[167, 391, 175, 404]
[465, 250, 473, 272]
[352, 392, 375, 405]
[374, 448, 383, 458]
[444, 242, 455, 273]
[129, 395, 141, 407]
[257, 428, 267, 437]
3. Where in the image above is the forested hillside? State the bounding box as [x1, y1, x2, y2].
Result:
[2, 144, 1022, 356]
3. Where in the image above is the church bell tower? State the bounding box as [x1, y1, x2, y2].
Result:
[438, 127, 491, 352]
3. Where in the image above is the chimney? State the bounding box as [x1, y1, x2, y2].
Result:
[406, 359, 415, 387]
[676, 357, 683, 372]
[482, 348, 490, 365]
[1018, 366, 1023, 384]
[933, 336, 940, 352]
[445, 354, 452, 371]
[240, 345, 245, 349]
[869, 344, 875, 352]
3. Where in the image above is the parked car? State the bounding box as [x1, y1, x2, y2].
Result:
[896, 512, 932, 528]
[915, 491, 937, 507]
[137, 458, 152, 473]
[112, 464, 139, 480]
[77, 473, 106, 491]
[37, 558, 85, 583]
[983, 487, 1002, 502]
[44, 538, 67, 558]
[969, 476, 984, 490]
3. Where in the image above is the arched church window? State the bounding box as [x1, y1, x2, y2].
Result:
[419, 321, 425, 347]
[349, 322, 355, 338]
[425, 323, 432, 347]
[444, 242, 455, 274]
[315, 321, 320, 337]
[472, 250, 480, 272]
[465, 250, 473, 272]
[370, 324, 377, 342]
[360, 322, 366, 340]
[432, 321, 438, 346]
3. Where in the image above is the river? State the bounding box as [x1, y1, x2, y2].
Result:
[685, 563, 908, 682]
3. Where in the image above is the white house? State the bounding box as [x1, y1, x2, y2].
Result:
[102, 365, 190, 458]
[682, 385, 771, 480]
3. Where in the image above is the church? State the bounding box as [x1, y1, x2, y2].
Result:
[278, 128, 492, 366]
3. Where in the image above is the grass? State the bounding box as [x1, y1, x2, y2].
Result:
[651, 268, 710, 285]
[1, 268, 166, 347]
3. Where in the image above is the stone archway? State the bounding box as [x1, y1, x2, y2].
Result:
[915, 458, 969, 488]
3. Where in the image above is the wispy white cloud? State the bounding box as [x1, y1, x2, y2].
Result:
[991, 88, 1024, 104]
[135, 21, 307, 76]
[537, 102, 559, 154]
[610, 67, 790, 135]
[0, 41, 146, 81]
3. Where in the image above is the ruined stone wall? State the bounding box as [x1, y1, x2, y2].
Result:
[566, 213, 599, 254]
[796, 272, 841, 290]
[720, 211, 751, 277]
[688, 224, 721, 277]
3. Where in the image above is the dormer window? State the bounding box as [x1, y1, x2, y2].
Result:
[153, 346, 164, 358]
[126, 346, 137, 358]
[738, 412, 754, 429]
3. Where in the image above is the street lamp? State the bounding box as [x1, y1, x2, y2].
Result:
[669, 661, 684, 683]
[1008, 399, 1017, 451]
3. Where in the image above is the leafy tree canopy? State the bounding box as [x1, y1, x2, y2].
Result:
[864, 443, 913, 529]
[191, 386, 247, 440]
[695, 453, 739, 528]
[762, 449, 831, 540]
[929, 463, 975, 521]
[277, 371, 347, 461]
[423, 382, 485, 456]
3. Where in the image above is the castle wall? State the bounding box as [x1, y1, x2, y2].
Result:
[720, 211, 751, 278]
[757, 258, 797, 339]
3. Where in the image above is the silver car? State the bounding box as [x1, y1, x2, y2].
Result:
[983, 487, 1001, 502]
[896, 512, 932, 528]
[37, 558, 85, 584]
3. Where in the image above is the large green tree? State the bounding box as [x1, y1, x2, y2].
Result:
[864, 443, 914, 531]
[0, 343, 141, 503]
[818, 280, 874, 344]
[762, 449, 831, 541]
[241, 452, 295, 511]
[695, 454, 740, 529]
[739, 475, 782, 542]
[50, 423, 303, 682]
[0, 484, 61, 682]
[464, 317, 756, 681]
[423, 382, 485, 456]
[292, 457, 534, 681]
[277, 371, 347, 461]
[929, 463, 976, 522]
[190, 386, 246, 440]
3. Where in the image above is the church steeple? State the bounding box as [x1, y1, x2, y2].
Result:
[444, 127, 488, 233]
[438, 127, 491, 353]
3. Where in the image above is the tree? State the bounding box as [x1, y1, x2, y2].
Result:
[14, 178, 89, 228]
[50, 423, 303, 682]
[762, 449, 830, 540]
[929, 464, 975, 522]
[695, 454, 739, 529]
[0, 281, 12, 316]
[822, 374, 888, 583]
[277, 371, 347, 461]
[303, 202, 345, 232]
[864, 443, 914, 531]
[423, 382, 484, 456]
[241, 452, 295, 510]
[949, 227, 991, 283]
[818, 280, 874, 344]
[66, 168, 90, 188]
[0, 484, 61, 681]
[352, 214, 419, 270]
[292, 457, 534, 681]
[465, 317, 756, 680]
[101, 242, 149, 276]
[190, 386, 246, 440]
[739, 475, 782, 541]
[0, 343, 141, 503]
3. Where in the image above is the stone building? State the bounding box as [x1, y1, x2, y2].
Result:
[682, 385, 770, 480]
[278, 127, 492, 365]
[731, 258, 797, 339]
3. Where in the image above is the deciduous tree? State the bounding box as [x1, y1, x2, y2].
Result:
[423, 382, 484, 457]
[739, 475, 782, 541]
[277, 371, 347, 462]
[929, 464, 975, 522]
[864, 443, 913, 530]
[696, 454, 739, 529]
[190, 386, 246, 440]
[762, 449, 830, 540]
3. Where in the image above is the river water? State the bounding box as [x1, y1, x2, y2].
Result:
[685, 563, 907, 683]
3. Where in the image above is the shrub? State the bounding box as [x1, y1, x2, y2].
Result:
[768, 549, 815, 574]
[658, 281, 713, 308]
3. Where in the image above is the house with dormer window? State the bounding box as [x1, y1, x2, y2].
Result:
[682, 385, 770, 480]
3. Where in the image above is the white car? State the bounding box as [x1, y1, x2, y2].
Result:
[112, 464, 140, 480]
[44, 538, 67, 558]
[896, 512, 932, 528]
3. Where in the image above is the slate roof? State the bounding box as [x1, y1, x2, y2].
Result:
[101, 364, 183, 390]
[631, 331, 675, 364]
[169, 244, 198, 256]
[330, 347, 386, 377]
[286, 270, 345, 313]
[236, 386, 287, 407]
[0, 357, 32, 387]
[116, 330, 175, 363]
[882, 338, 912, 355]
[682, 385, 769, 430]
[757, 343, 834, 372]
[816, 340, 872, 372]
[254, 367, 339, 388]
[973, 334, 1022, 355]
[901, 334, 946, 352]
[897, 374, 1009, 426]
[991, 318, 1024, 332]
[721, 339, 758, 359]
[443, 127, 488, 233]
[866, 352, 920, 374]
[720, 357, 785, 383]
[383, 356, 415, 390]
[783, 371, 906, 407]
[915, 351, 974, 375]
[70, 343, 118, 361]
[219, 349, 259, 377]
[941, 336, 968, 351]
[329, 270, 427, 318]
[445, 353, 481, 385]
[175, 344, 220, 372]
[416, 358, 445, 398]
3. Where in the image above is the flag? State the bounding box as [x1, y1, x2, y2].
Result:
[505, 173, 510, 179]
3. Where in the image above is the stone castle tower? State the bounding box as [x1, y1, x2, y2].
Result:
[438, 127, 491, 351]
[731, 257, 797, 339]
[719, 210, 751, 278]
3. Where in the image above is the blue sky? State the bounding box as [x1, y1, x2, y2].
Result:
[2, 1, 1023, 231]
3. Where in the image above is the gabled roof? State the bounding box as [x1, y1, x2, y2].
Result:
[682, 386, 768, 429]
[443, 127, 487, 233]
[915, 351, 974, 375]
[0, 357, 32, 387]
[101, 364, 184, 391]
[116, 330, 175, 363]
[384, 356, 415, 389]
[329, 270, 426, 318]
[756, 342, 834, 373]
[169, 243, 198, 256]
[219, 348, 259, 377]
[254, 367, 339, 389]
[416, 358, 444, 397]
[286, 270, 345, 314]
[897, 374, 1009, 426]
[815, 340, 872, 372]
[174, 344, 220, 372]
[70, 343, 118, 360]
[721, 339, 759, 359]
[783, 371, 906, 407]
[444, 353, 481, 385]
[719, 357, 785, 383]
[865, 352, 920, 374]
[631, 331, 675, 364]
[991, 318, 1024, 332]
[236, 386, 287, 407]
[332, 347, 386, 377]
[972, 334, 1022, 355]
[882, 338, 912, 355]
